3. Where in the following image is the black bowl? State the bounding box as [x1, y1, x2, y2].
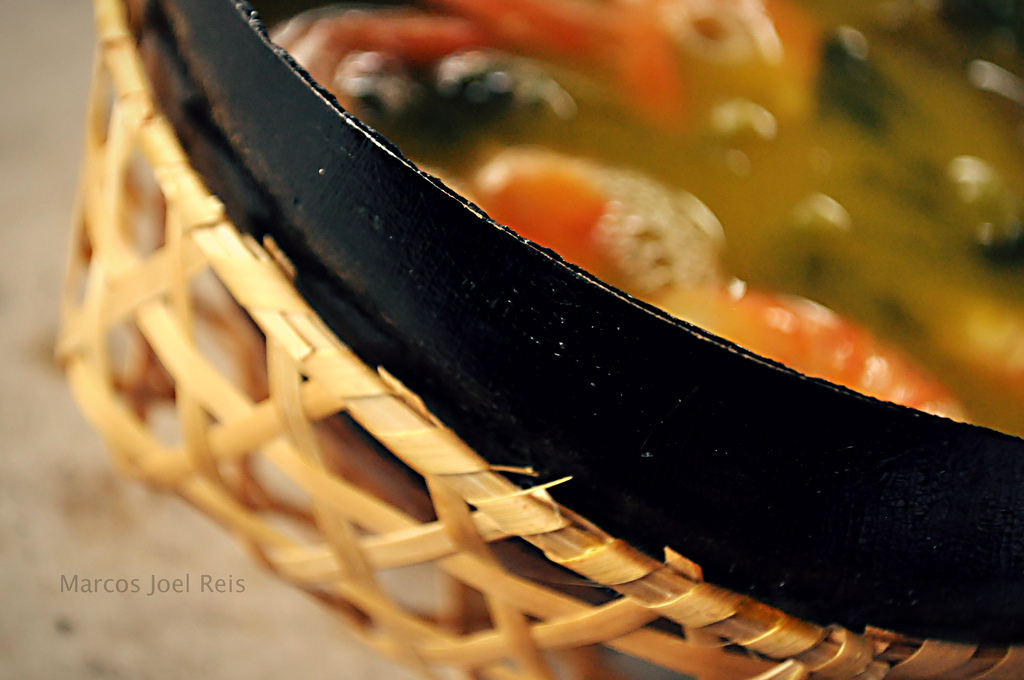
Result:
[134, 0, 1024, 644]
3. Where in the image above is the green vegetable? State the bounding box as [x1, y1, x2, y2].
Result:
[817, 29, 904, 134]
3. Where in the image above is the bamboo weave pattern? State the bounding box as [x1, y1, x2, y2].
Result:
[56, 1, 1024, 678]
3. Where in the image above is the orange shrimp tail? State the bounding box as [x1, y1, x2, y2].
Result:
[610, 10, 688, 129]
[762, 0, 823, 119]
[659, 287, 964, 418]
[471, 150, 613, 277]
[766, 0, 821, 81]
[425, 0, 611, 57]
[326, 11, 490, 66]
[428, 0, 689, 127]
[279, 10, 490, 84]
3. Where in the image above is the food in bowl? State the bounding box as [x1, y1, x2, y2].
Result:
[270, 0, 1024, 436]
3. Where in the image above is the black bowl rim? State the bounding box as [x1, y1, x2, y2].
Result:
[137, 0, 1024, 643]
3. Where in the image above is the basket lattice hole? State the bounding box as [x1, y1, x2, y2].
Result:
[482, 648, 586, 680]
[376, 562, 447, 621]
[602, 647, 699, 680]
[145, 401, 184, 448]
[241, 452, 316, 526]
[187, 268, 269, 402]
[439, 576, 493, 636]
[109, 320, 177, 427]
[307, 587, 376, 634]
[320, 413, 437, 523]
[124, 149, 166, 258]
[537, 643, 613, 680]
[491, 538, 617, 606]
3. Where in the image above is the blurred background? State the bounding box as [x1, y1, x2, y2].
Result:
[0, 2, 414, 677]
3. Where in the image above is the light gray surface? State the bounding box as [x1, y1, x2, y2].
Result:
[0, 2, 416, 678]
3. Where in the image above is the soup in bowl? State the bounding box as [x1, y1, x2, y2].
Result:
[269, 0, 1024, 436]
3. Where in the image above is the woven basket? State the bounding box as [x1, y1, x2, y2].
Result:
[57, 0, 1024, 678]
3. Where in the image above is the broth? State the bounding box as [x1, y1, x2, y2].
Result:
[266, 0, 1024, 436]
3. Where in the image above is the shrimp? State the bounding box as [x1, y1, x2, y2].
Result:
[273, 9, 487, 76]
[469, 147, 963, 418]
[471, 147, 726, 292]
[657, 286, 964, 417]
